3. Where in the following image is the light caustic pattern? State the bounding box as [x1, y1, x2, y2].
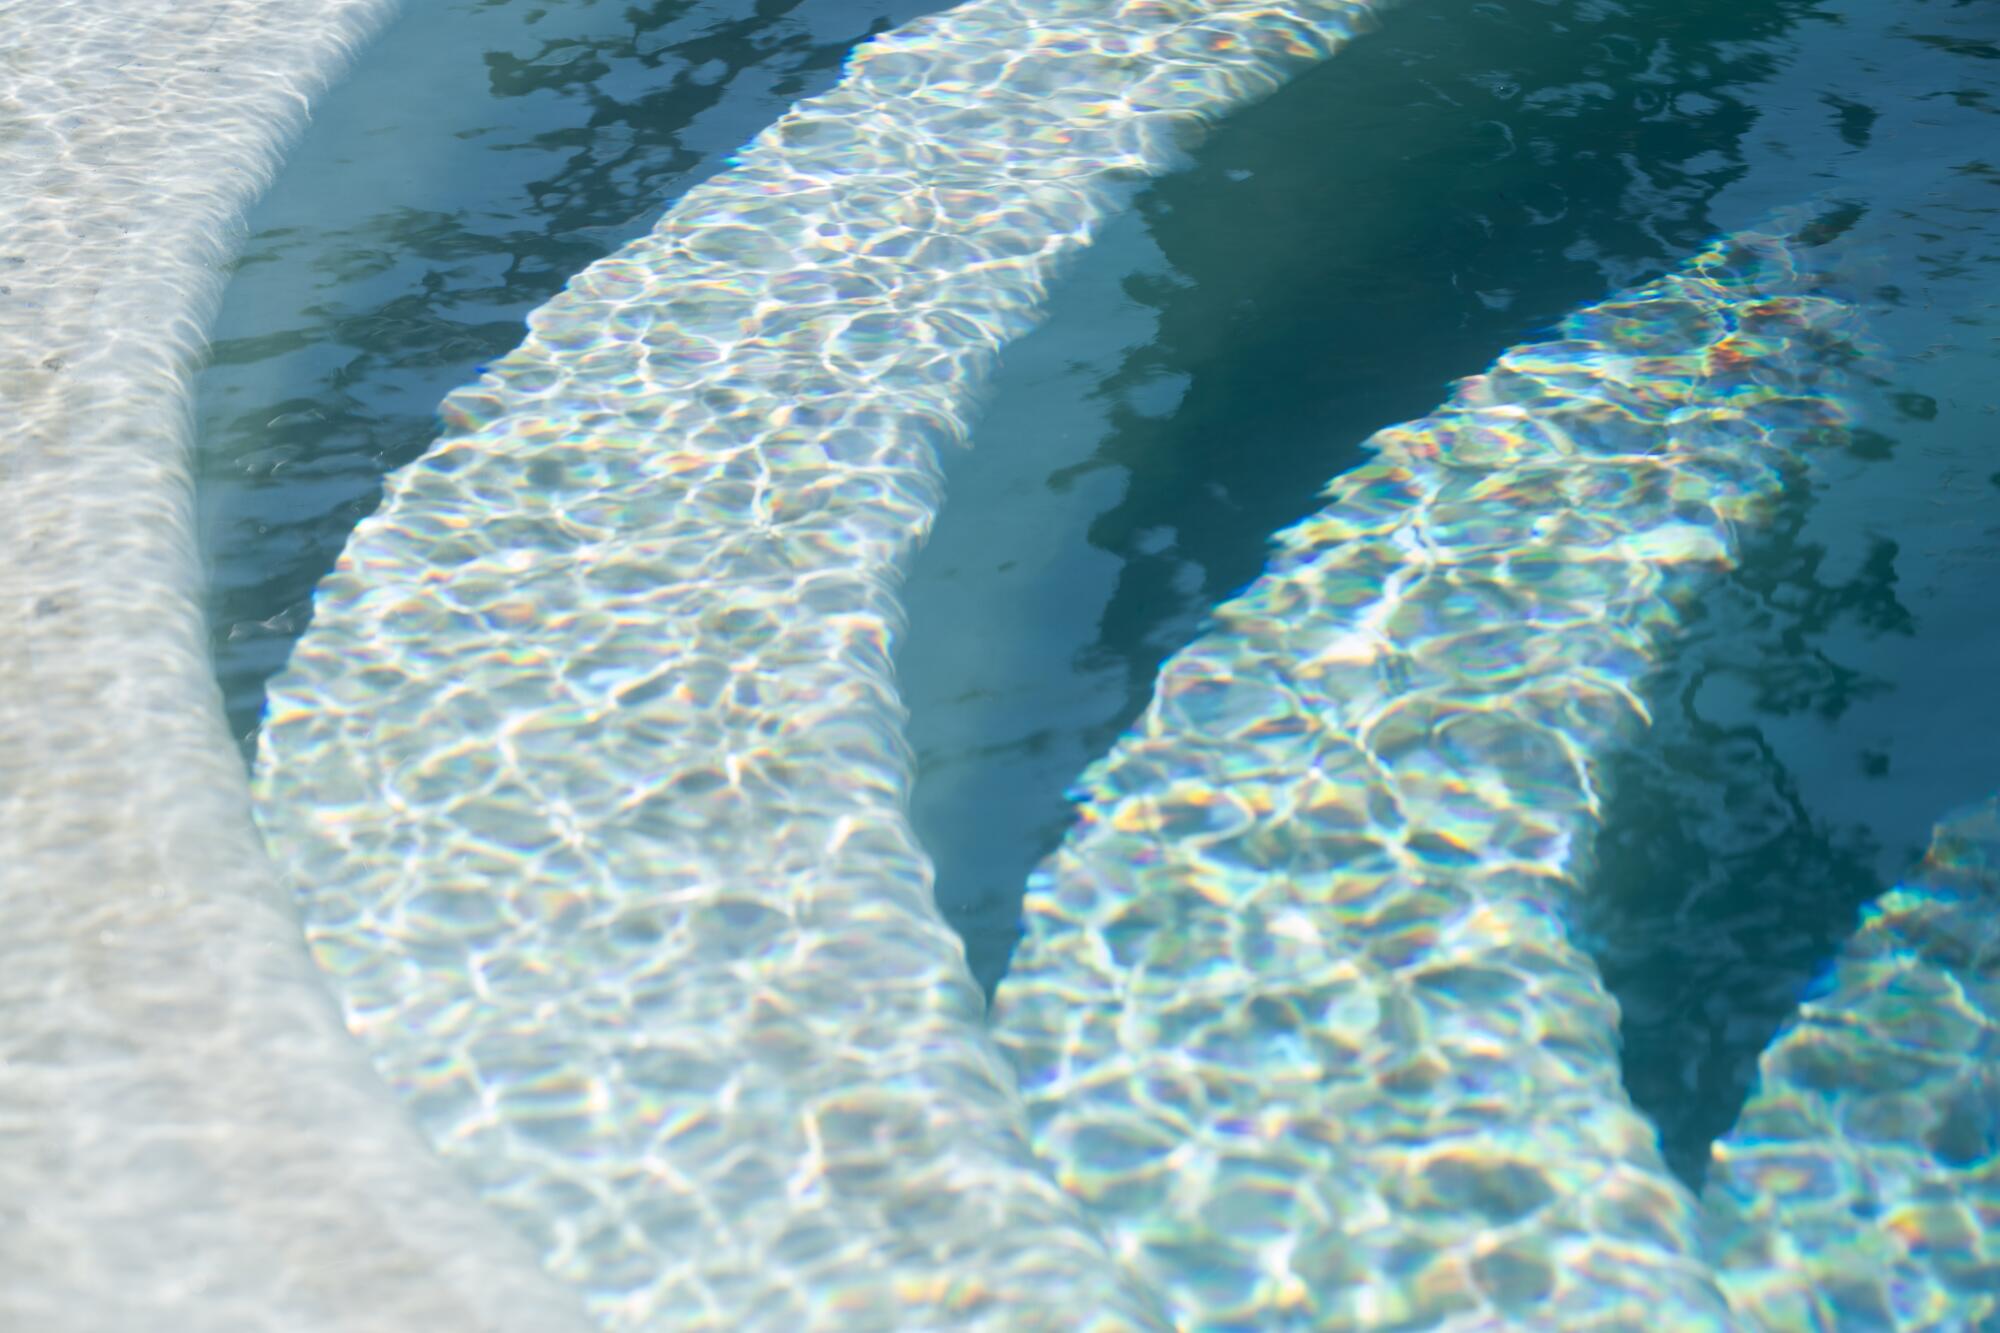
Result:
[991, 229, 1863, 1330]
[1705, 793, 2000, 1330]
[252, 0, 1387, 1328]
[0, 0, 592, 1328]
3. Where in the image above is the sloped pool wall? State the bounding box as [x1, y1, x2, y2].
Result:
[246, 2, 1394, 1327]
[0, 0, 589, 1327]
[5, 0, 1992, 1330]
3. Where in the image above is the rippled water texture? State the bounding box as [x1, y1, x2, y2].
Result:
[896, 0, 2000, 1179]
[243, 0, 1388, 1326]
[994, 224, 1866, 1328]
[1707, 792, 2000, 1327]
[199, 0, 950, 742]
[198, 0, 1998, 1325]
[2, 0, 599, 1325]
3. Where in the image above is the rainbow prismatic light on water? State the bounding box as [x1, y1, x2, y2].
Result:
[992, 226, 1863, 1330]
[6, 0, 1991, 1325]
[251, 2, 1391, 1328]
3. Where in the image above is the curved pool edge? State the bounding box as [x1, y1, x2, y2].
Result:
[0, 2, 592, 1327]
[991, 222, 1864, 1328]
[249, 0, 1392, 1325]
[1705, 791, 2000, 1328]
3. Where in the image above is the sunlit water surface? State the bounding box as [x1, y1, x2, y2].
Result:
[199, 0, 1999, 1185]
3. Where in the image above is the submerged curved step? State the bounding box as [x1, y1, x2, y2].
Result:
[250, 0, 1392, 1327]
[990, 222, 1864, 1329]
[1705, 793, 2000, 1330]
[0, 1, 593, 1328]
[10, 0, 1985, 1325]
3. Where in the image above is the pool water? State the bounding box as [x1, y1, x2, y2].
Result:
[197, 0, 937, 740]
[200, 0, 1998, 1203]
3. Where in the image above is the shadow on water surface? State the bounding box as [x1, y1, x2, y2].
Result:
[907, 0, 1812, 963]
[1594, 0, 2000, 1184]
[199, 0, 2000, 1188]
[199, 0, 928, 743]
[1585, 491, 1914, 1185]
[907, 0, 1999, 1180]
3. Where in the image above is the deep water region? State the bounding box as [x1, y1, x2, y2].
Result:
[199, 0, 2000, 1191]
[186, 0, 1999, 1322]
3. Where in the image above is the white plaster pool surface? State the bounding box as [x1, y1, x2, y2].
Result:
[0, 2, 590, 1327]
[249, 3, 1388, 1326]
[3, 0, 1996, 1329]
[993, 227, 1869, 1328]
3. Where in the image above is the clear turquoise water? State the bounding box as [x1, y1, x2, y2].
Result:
[199, 0, 1999, 1188]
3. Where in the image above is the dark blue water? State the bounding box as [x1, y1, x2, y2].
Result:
[197, 0, 933, 732]
[199, 0, 2000, 1185]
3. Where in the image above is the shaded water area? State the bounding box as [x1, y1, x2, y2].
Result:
[201, 0, 1999, 1194]
[198, 0, 938, 735]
